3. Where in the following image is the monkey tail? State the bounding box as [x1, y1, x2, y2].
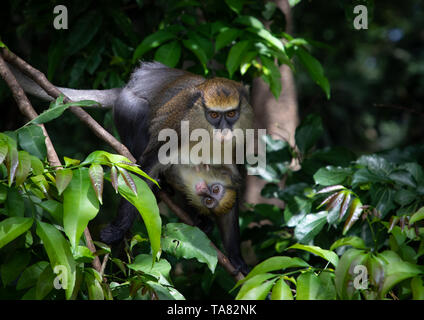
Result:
[8, 62, 121, 108]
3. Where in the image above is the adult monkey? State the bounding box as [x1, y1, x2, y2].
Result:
[12, 62, 253, 274]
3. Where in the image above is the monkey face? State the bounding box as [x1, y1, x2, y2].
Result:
[195, 180, 225, 210]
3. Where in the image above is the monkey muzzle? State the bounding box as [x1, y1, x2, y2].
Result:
[195, 180, 209, 195]
[213, 128, 234, 142]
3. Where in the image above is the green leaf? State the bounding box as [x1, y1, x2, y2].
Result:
[343, 198, 363, 235]
[248, 27, 285, 53]
[55, 168, 73, 196]
[6, 143, 19, 186]
[295, 114, 324, 154]
[411, 277, 424, 300]
[63, 168, 99, 248]
[313, 166, 352, 186]
[35, 265, 55, 300]
[235, 274, 276, 300]
[410, 207, 424, 225]
[1, 250, 30, 286]
[133, 30, 176, 62]
[330, 236, 367, 251]
[17, 125, 46, 160]
[288, 243, 339, 268]
[67, 11, 102, 55]
[0, 217, 32, 248]
[128, 254, 171, 280]
[260, 55, 282, 99]
[162, 223, 217, 273]
[334, 248, 368, 299]
[294, 211, 328, 243]
[84, 269, 104, 300]
[226, 40, 251, 78]
[183, 39, 208, 71]
[378, 250, 423, 298]
[295, 47, 330, 99]
[38, 200, 63, 225]
[296, 271, 321, 300]
[154, 40, 181, 68]
[35, 221, 76, 300]
[117, 173, 161, 261]
[234, 15, 265, 29]
[236, 256, 309, 288]
[5, 187, 25, 217]
[30, 156, 44, 175]
[16, 261, 49, 290]
[225, 0, 244, 13]
[215, 28, 240, 52]
[0, 141, 7, 166]
[88, 164, 104, 204]
[270, 277, 294, 300]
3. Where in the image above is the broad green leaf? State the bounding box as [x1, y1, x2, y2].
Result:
[0, 184, 6, 203]
[154, 40, 181, 68]
[6, 144, 18, 186]
[67, 11, 102, 55]
[147, 278, 186, 300]
[248, 27, 285, 53]
[84, 269, 104, 300]
[0, 142, 7, 165]
[0, 217, 33, 248]
[35, 265, 55, 300]
[133, 30, 176, 62]
[316, 272, 337, 300]
[30, 156, 44, 175]
[294, 211, 328, 244]
[36, 221, 76, 300]
[410, 207, 424, 225]
[17, 125, 46, 160]
[117, 173, 161, 261]
[225, 0, 244, 13]
[411, 277, 424, 300]
[38, 200, 63, 225]
[378, 250, 423, 298]
[295, 114, 324, 154]
[64, 157, 80, 167]
[74, 245, 95, 263]
[236, 256, 309, 287]
[330, 236, 367, 251]
[334, 248, 368, 300]
[234, 15, 265, 29]
[183, 39, 208, 71]
[162, 223, 217, 273]
[128, 254, 171, 280]
[226, 40, 251, 78]
[313, 166, 352, 186]
[295, 47, 330, 99]
[63, 168, 99, 248]
[316, 185, 346, 194]
[117, 167, 137, 195]
[88, 164, 104, 204]
[1, 250, 30, 286]
[270, 277, 294, 300]
[16, 261, 49, 290]
[235, 273, 276, 300]
[261, 55, 282, 99]
[215, 28, 240, 51]
[296, 271, 321, 300]
[5, 187, 25, 217]
[55, 168, 73, 196]
[288, 243, 339, 268]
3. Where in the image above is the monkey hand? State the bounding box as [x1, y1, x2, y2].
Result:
[100, 224, 126, 245]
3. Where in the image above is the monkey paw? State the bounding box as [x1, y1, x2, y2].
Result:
[100, 224, 125, 245]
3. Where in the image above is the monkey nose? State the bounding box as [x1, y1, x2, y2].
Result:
[195, 181, 208, 195]
[214, 129, 233, 142]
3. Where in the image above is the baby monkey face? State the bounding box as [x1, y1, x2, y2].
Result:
[195, 180, 225, 209]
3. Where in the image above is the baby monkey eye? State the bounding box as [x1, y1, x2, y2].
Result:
[209, 112, 220, 119]
[212, 185, 220, 194]
[226, 111, 236, 118]
[205, 197, 214, 206]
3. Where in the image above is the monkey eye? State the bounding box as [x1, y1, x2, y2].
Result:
[204, 197, 215, 208]
[226, 111, 237, 118]
[209, 112, 220, 119]
[211, 184, 221, 194]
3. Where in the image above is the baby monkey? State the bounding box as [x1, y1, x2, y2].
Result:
[166, 164, 248, 274]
